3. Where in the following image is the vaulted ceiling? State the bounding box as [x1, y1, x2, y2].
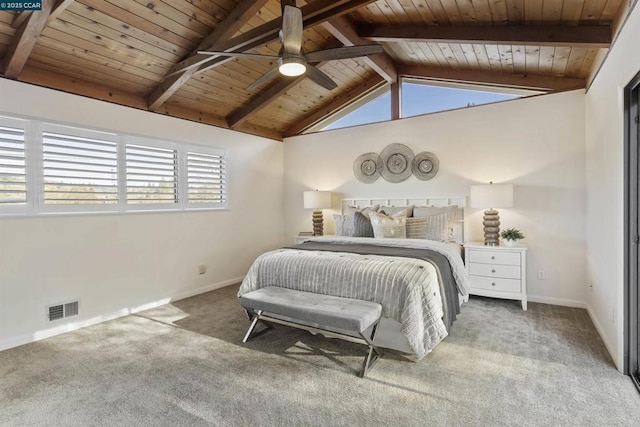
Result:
[0, 1, 630, 140]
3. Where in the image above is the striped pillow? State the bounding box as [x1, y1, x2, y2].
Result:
[333, 214, 355, 236]
[353, 211, 374, 237]
[406, 213, 450, 241]
[369, 211, 407, 239]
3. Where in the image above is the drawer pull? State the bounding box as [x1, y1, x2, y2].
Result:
[491, 256, 495, 260]
[491, 269, 496, 273]
[492, 282, 496, 286]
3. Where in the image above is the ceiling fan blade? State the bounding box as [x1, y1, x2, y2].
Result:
[197, 51, 278, 60]
[305, 45, 384, 63]
[305, 66, 338, 91]
[246, 67, 281, 91]
[281, 5, 303, 54]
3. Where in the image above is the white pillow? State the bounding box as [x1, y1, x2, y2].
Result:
[406, 214, 450, 241]
[369, 211, 407, 239]
[413, 205, 458, 242]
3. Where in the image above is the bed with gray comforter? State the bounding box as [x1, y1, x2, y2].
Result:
[238, 236, 470, 360]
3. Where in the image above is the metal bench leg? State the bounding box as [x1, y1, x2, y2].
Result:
[242, 310, 273, 343]
[358, 320, 382, 378]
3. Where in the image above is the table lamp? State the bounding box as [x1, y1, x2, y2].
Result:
[303, 190, 332, 236]
[470, 182, 513, 246]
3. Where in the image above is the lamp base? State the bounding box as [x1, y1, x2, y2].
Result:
[312, 210, 324, 236]
[483, 209, 500, 246]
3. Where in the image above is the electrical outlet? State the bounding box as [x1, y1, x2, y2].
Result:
[537, 270, 546, 280]
[589, 281, 593, 292]
[198, 264, 207, 275]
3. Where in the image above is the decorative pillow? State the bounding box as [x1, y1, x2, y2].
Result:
[379, 205, 414, 217]
[369, 211, 407, 239]
[406, 217, 428, 239]
[344, 204, 379, 218]
[333, 214, 355, 237]
[406, 214, 450, 241]
[413, 205, 458, 241]
[353, 211, 374, 237]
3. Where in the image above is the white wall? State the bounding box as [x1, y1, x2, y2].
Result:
[585, 3, 640, 371]
[0, 79, 285, 350]
[284, 90, 587, 307]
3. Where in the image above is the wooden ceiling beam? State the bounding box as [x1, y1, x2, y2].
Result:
[398, 64, 586, 91]
[227, 75, 309, 128]
[46, 0, 76, 26]
[283, 75, 386, 137]
[359, 24, 612, 48]
[2, 0, 55, 78]
[11, 11, 32, 28]
[17, 66, 283, 141]
[147, 0, 270, 111]
[322, 16, 397, 83]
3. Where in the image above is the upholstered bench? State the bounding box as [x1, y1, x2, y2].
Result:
[240, 286, 383, 377]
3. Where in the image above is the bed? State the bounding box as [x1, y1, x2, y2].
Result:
[238, 197, 470, 360]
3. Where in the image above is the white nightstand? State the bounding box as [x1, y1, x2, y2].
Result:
[293, 236, 312, 244]
[463, 242, 528, 310]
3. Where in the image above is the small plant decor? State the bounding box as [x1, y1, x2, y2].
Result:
[500, 228, 524, 245]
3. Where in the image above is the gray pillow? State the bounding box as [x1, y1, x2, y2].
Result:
[344, 204, 379, 218]
[353, 211, 374, 237]
[333, 214, 354, 236]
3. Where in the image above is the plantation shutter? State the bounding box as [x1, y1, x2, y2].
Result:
[187, 150, 226, 205]
[0, 125, 26, 205]
[42, 130, 118, 205]
[126, 144, 178, 204]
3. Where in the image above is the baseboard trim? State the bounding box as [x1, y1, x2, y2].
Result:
[171, 276, 244, 302]
[0, 276, 244, 353]
[527, 295, 587, 309]
[586, 302, 621, 372]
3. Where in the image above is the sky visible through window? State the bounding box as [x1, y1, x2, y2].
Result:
[322, 83, 520, 131]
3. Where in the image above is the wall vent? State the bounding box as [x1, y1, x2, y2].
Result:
[47, 300, 79, 322]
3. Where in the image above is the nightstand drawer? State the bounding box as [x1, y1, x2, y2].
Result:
[468, 263, 521, 279]
[470, 276, 521, 293]
[467, 249, 521, 266]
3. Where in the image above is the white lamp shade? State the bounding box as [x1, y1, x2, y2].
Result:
[303, 190, 332, 209]
[470, 184, 514, 209]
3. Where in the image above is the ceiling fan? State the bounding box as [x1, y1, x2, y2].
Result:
[197, 4, 384, 91]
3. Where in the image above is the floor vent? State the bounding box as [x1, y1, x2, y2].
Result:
[47, 300, 79, 322]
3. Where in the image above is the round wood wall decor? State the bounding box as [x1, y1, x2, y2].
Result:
[412, 152, 439, 181]
[353, 152, 381, 183]
[378, 143, 414, 183]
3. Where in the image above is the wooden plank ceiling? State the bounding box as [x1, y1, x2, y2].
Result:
[0, 0, 628, 140]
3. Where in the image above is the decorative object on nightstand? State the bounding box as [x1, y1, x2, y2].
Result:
[303, 190, 332, 236]
[470, 182, 514, 246]
[464, 242, 528, 310]
[501, 228, 525, 247]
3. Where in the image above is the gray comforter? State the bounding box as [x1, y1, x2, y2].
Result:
[238, 237, 470, 360]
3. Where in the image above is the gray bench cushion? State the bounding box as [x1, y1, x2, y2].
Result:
[240, 287, 382, 333]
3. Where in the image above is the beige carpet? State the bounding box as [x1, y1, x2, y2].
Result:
[1, 285, 639, 426]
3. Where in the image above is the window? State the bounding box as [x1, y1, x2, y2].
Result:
[310, 78, 532, 133]
[0, 123, 27, 207]
[125, 143, 178, 205]
[186, 150, 226, 205]
[42, 127, 118, 207]
[0, 115, 227, 217]
[401, 79, 522, 118]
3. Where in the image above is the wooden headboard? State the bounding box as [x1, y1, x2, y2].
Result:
[341, 196, 466, 243]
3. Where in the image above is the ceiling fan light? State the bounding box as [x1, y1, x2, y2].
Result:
[279, 57, 306, 76]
